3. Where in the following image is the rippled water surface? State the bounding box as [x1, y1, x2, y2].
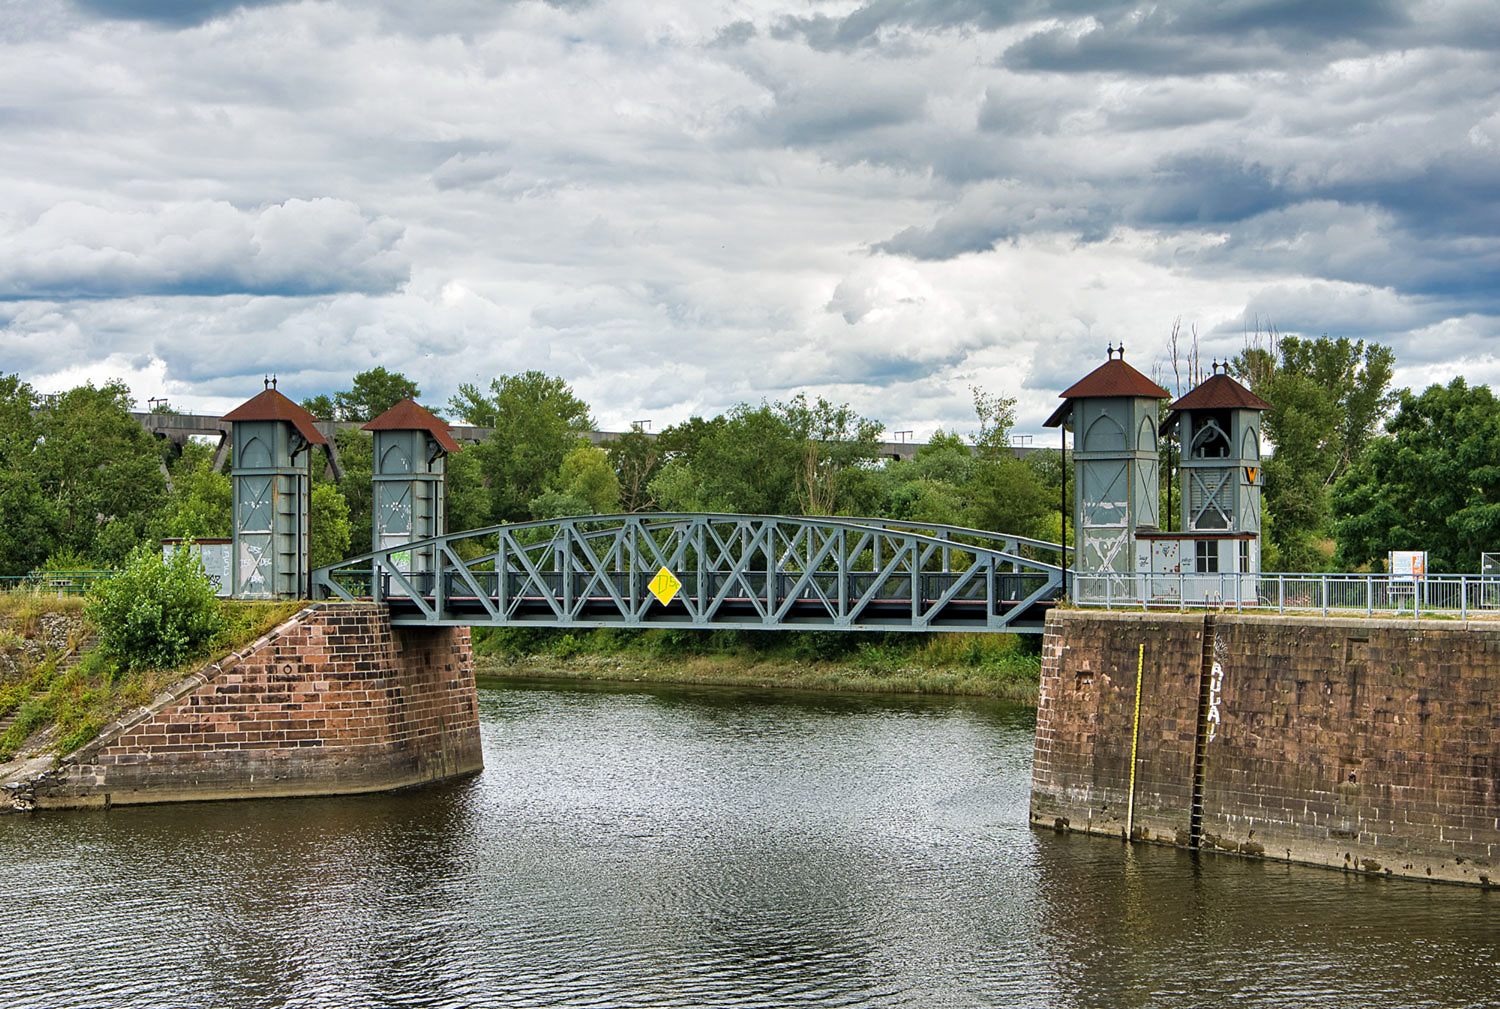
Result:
[3, 677, 1498, 1007]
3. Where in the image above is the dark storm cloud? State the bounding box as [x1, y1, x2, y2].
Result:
[71, 0, 288, 26]
[1133, 156, 1288, 225]
[1328, 150, 1500, 240]
[1004, 0, 1413, 75]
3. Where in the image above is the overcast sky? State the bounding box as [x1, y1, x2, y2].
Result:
[2, 0, 1497, 439]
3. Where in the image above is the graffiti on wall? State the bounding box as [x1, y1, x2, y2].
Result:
[1206, 628, 1228, 742]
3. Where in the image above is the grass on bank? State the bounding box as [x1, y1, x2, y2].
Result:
[473, 626, 1042, 701]
[0, 591, 302, 763]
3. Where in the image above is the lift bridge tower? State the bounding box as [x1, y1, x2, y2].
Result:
[1044, 345, 1170, 600]
[223, 380, 337, 599]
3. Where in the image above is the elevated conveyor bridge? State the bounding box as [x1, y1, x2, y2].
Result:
[312, 514, 1065, 634]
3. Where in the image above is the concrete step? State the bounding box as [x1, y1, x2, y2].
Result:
[0, 635, 98, 742]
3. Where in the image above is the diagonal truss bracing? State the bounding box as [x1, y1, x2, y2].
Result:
[311, 513, 1064, 633]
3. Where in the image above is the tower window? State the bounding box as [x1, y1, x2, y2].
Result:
[1190, 413, 1231, 459]
[1196, 540, 1219, 573]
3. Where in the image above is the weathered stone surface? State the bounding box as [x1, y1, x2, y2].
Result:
[28, 602, 482, 808]
[1032, 610, 1500, 888]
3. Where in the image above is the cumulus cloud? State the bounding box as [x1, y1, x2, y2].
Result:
[71, 1, 290, 26]
[0, 198, 408, 299]
[1, 0, 1498, 439]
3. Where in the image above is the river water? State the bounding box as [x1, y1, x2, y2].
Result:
[3, 677, 1497, 1008]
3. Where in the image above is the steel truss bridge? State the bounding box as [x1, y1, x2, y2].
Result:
[312, 514, 1065, 634]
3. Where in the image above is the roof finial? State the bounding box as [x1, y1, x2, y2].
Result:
[1106, 342, 1115, 360]
[1118, 342, 1125, 359]
[271, 374, 278, 390]
[263, 375, 271, 390]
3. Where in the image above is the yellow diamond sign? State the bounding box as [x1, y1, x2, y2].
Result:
[648, 566, 682, 606]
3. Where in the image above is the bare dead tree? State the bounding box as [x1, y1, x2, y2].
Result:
[1164, 317, 1206, 398]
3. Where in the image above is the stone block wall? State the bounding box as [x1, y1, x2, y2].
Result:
[1032, 609, 1500, 887]
[31, 602, 482, 808]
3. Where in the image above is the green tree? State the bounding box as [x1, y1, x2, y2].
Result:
[160, 441, 231, 540]
[449, 372, 594, 523]
[33, 381, 169, 567]
[966, 455, 1053, 538]
[1331, 378, 1500, 573]
[606, 428, 662, 513]
[444, 444, 490, 536]
[310, 482, 353, 568]
[655, 404, 802, 515]
[647, 457, 709, 513]
[1234, 334, 1396, 570]
[321, 428, 373, 556]
[553, 442, 620, 515]
[778, 394, 884, 516]
[333, 367, 421, 422]
[301, 393, 336, 420]
[876, 431, 972, 525]
[0, 374, 55, 575]
[86, 542, 225, 671]
[965, 387, 1050, 537]
[970, 386, 1018, 462]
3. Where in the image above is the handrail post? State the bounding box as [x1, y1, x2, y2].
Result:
[1321, 574, 1328, 616]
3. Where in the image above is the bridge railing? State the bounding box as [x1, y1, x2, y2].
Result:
[1074, 570, 1500, 619]
[312, 513, 1065, 632]
[0, 570, 116, 597]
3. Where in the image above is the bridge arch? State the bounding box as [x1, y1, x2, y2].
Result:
[313, 514, 1064, 633]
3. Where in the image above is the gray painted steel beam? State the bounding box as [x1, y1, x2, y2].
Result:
[312, 514, 1064, 634]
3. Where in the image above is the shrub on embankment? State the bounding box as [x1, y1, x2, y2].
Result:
[0, 584, 301, 764]
[472, 626, 1043, 700]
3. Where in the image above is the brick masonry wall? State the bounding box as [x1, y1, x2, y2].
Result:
[1031, 610, 1205, 845]
[32, 602, 482, 808]
[1033, 609, 1500, 887]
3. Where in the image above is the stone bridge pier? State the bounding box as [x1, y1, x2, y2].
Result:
[20, 602, 481, 809]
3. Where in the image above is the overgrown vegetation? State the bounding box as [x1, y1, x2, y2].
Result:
[86, 543, 225, 672]
[0, 590, 301, 763]
[472, 626, 1042, 700]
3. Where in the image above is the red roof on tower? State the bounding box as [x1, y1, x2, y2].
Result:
[362, 398, 461, 454]
[1044, 347, 1170, 427]
[222, 385, 328, 445]
[1168, 372, 1269, 412]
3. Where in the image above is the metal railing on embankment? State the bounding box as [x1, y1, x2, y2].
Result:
[1073, 571, 1500, 620]
[0, 571, 116, 598]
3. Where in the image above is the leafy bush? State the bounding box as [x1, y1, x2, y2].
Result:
[86, 542, 225, 672]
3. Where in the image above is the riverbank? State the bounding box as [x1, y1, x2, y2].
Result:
[0, 594, 303, 770]
[472, 627, 1042, 702]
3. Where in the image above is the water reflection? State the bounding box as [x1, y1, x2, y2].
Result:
[1, 678, 1495, 1008]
